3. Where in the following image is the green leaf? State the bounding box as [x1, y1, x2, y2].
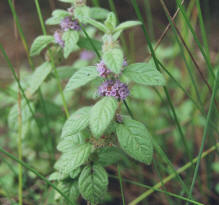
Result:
[97, 147, 127, 167]
[48, 172, 68, 181]
[63, 30, 79, 58]
[27, 62, 52, 95]
[86, 18, 108, 33]
[69, 181, 80, 202]
[74, 6, 90, 23]
[90, 7, 109, 19]
[55, 180, 79, 203]
[78, 37, 102, 51]
[70, 167, 81, 179]
[78, 164, 108, 204]
[114, 21, 142, 32]
[123, 62, 165, 86]
[103, 48, 123, 74]
[116, 118, 153, 164]
[54, 143, 94, 175]
[104, 12, 117, 31]
[30, 35, 54, 56]
[61, 107, 91, 138]
[56, 65, 77, 79]
[57, 133, 87, 153]
[65, 66, 98, 91]
[89, 97, 118, 138]
[46, 9, 70, 25]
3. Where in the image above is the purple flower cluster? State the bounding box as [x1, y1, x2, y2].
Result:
[54, 16, 80, 48]
[96, 60, 112, 78]
[98, 80, 129, 100]
[60, 17, 80, 31]
[80, 50, 95, 61]
[54, 30, 65, 48]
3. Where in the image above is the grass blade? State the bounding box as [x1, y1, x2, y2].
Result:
[188, 70, 219, 201]
[0, 146, 74, 204]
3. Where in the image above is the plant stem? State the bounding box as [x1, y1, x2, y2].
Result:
[34, 0, 70, 118]
[129, 142, 219, 204]
[0, 146, 74, 204]
[175, 0, 215, 80]
[188, 70, 219, 201]
[110, 174, 204, 205]
[118, 165, 126, 205]
[17, 90, 23, 205]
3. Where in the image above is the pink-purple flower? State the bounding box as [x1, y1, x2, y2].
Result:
[54, 30, 65, 48]
[98, 80, 129, 100]
[60, 17, 80, 31]
[96, 60, 112, 78]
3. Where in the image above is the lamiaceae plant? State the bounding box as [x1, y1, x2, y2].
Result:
[12, 0, 166, 204]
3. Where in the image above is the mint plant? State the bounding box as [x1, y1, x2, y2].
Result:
[25, 0, 166, 204]
[6, 0, 165, 204]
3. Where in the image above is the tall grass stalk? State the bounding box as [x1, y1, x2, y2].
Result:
[188, 70, 219, 201]
[143, 0, 154, 41]
[175, 0, 215, 80]
[17, 90, 23, 205]
[130, 0, 192, 174]
[0, 45, 45, 139]
[0, 146, 74, 204]
[117, 165, 125, 205]
[195, 0, 210, 61]
[152, 159, 174, 205]
[34, 0, 70, 118]
[8, 0, 54, 160]
[12, 1, 23, 203]
[108, 175, 205, 205]
[129, 142, 219, 204]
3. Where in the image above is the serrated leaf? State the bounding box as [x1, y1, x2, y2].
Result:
[54, 143, 94, 175]
[78, 164, 108, 204]
[123, 62, 165, 86]
[103, 48, 123, 74]
[90, 7, 109, 19]
[46, 9, 69, 25]
[74, 6, 90, 23]
[69, 167, 81, 179]
[63, 30, 79, 58]
[86, 18, 108, 33]
[114, 21, 142, 32]
[65, 66, 98, 91]
[57, 133, 87, 153]
[61, 107, 91, 138]
[97, 147, 126, 167]
[104, 12, 117, 31]
[56, 65, 77, 79]
[116, 118, 153, 164]
[30, 35, 54, 56]
[27, 62, 52, 95]
[89, 97, 118, 138]
[48, 172, 68, 181]
[69, 181, 80, 202]
[55, 180, 79, 203]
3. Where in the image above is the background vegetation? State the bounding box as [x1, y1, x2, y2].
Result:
[0, 0, 219, 204]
